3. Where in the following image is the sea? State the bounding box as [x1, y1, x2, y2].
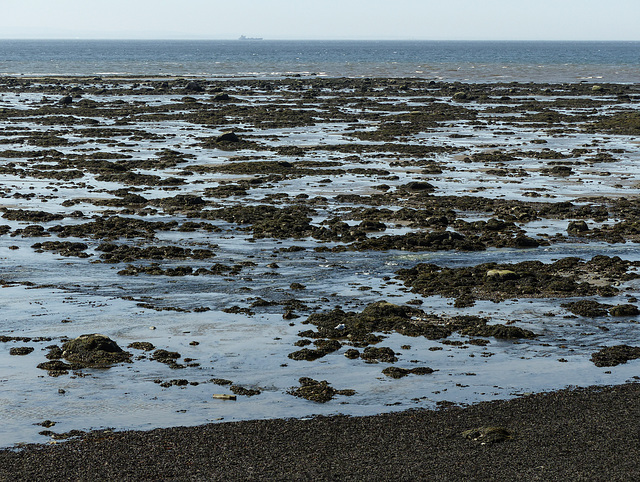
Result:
[0, 39, 638, 82]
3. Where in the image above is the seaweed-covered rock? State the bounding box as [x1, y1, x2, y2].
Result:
[230, 385, 261, 397]
[396, 256, 635, 303]
[45, 345, 63, 360]
[9, 346, 34, 356]
[382, 366, 434, 378]
[562, 300, 611, 317]
[361, 346, 398, 363]
[127, 341, 155, 351]
[61, 334, 131, 368]
[591, 345, 640, 367]
[344, 348, 360, 359]
[288, 377, 355, 403]
[609, 304, 640, 317]
[460, 324, 537, 339]
[151, 349, 184, 368]
[36, 360, 72, 375]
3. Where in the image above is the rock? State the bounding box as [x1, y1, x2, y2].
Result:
[460, 324, 537, 339]
[230, 385, 261, 397]
[210, 378, 233, 385]
[382, 366, 434, 378]
[212, 93, 231, 101]
[185, 81, 204, 92]
[486, 269, 517, 279]
[361, 346, 397, 363]
[216, 131, 240, 143]
[37, 360, 72, 374]
[591, 345, 640, 367]
[462, 426, 512, 444]
[288, 377, 355, 403]
[344, 348, 360, 359]
[61, 334, 131, 368]
[151, 349, 183, 368]
[58, 95, 73, 105]
[9, 346, 34, 356]
[568, 221, 589, 234]
[127, 341, 155, 351]
[562, 300, 611, 317]
[609, 304, 640, 317]
[402, 181, 436, 192]
[288, 348, 327, 361]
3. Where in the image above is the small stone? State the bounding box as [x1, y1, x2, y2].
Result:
[462, 426, 512, 444]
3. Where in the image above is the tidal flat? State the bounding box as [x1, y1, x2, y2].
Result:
[1, 76, 639, 447]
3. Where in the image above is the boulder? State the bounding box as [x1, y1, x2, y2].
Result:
[215, 131, 240, 143]
[61, 334, 131, 368]
[185, 81, 204, 93]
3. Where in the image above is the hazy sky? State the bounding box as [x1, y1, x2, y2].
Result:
[1, 0, 639, 41]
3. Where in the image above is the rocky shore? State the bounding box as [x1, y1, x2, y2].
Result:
[1, 76, 640, 449]
[2, 382, 640, 480]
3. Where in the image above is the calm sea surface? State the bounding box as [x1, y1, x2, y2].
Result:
[0, 40, 638, 82]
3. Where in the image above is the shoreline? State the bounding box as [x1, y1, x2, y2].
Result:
[0, 75, 639, 458]
[2, 382, 640, 480]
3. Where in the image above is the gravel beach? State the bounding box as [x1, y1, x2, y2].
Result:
[2, 382, 640, 480]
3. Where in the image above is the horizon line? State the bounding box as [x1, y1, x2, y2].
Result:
[1, 38, 639, 42]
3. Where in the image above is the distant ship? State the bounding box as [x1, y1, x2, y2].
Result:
[238, 35, 263, 41]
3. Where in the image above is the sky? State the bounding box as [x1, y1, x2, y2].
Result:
[1, 0, 639, 41]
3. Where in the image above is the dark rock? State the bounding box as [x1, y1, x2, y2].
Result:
[61, 334, 131, 368]
[344, 348, 360, 359]
[45, 345, 63, 359]
[152, 349, 183, 368]
[288, 348, 326, 361]
[230, 385, 261, 397]
[382, 366, 434, 378]
[127, 342, 155, 351]
[185, 81, 204, 93]
[462, 426, 512, 444]
[609, 304, 640, 317]
[36, 360, 72, 373]
[562, 300, 611, 317]
[9, 346, 34, 356]
[210, 378, 233, 385]
[288, 377, 355, 403]
[568, 221, 589, 234]
[216, 131, 240, 143]
[460, 324, 537, 339]
[591, 345, 640, 367]
[361, 346, 397, 363]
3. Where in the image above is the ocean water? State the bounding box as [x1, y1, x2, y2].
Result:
[0, 39, 638, 82]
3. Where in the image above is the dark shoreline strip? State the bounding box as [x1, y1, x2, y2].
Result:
[2, 383, 640, 480]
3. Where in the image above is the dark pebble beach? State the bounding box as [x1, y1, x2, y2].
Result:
[2, 382, 640, 481]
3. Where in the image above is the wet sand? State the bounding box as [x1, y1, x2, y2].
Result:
[2, 382, 640, 480]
